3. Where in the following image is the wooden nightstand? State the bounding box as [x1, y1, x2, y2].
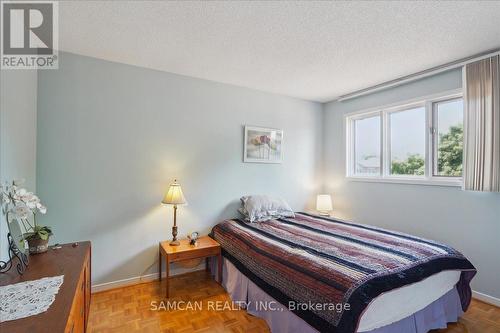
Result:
[159, 236, 222, 297]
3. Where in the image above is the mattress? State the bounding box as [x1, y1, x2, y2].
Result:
[358, 270, 460, 331]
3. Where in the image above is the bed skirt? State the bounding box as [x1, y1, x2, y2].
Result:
[212, 257, 464, 333]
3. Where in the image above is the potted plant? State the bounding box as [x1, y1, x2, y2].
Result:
[0, 180, 51, 254]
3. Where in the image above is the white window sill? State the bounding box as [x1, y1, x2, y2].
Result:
[346, 176, 462, 187]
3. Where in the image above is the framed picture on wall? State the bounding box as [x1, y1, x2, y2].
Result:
[244, 126, 283, 163]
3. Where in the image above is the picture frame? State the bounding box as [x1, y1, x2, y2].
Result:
[244, 125, 284, 163]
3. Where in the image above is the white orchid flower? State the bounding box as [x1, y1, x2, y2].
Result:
[1, 180, 47, 230]
[20, 191, 33, 200]
[26, 193, 39, 203]
[13, 204, 30, 219]
[16, 188, 27, 195]
[13, 188, 26, 200]
[21, 193, 39, 209]
[26, 200, 37, 209]
[38, 205, 47, 214]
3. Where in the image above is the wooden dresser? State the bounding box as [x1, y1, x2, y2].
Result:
[0, 241, 91, 333]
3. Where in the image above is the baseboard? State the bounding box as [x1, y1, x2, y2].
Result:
[91, 265, 206, 293]
[472, 290, 500, 307]
[91, 273, 158, 293]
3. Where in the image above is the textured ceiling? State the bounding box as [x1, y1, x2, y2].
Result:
[59, 1, 500, 102]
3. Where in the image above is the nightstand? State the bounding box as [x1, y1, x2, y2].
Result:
[159, 236, 222, 297]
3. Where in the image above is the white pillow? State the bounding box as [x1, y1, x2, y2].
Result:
[239, 195, 295, 222]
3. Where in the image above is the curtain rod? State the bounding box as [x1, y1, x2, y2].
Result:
[337, 48, 500, 102]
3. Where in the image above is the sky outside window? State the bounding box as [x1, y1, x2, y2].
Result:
[354, 115, 380, 175]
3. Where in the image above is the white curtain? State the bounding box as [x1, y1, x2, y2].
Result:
[463, 55, 500, 192]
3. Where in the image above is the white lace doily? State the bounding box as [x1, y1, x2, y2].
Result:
[0, 275, 64, 322]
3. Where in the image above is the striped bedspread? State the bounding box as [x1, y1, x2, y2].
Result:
[211, 212, 476, 333]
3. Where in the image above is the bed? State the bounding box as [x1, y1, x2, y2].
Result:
[211, 212, 476, 333]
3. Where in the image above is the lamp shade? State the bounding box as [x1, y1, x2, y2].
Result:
[316, 194, 333, 212]
[162, 180, 187, 205]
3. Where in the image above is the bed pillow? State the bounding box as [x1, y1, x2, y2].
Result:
[240, 195, 295, 222]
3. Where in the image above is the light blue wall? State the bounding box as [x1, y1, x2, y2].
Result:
[0, 70, 38, 261]
[36, 52, 323, 285]
[323, 68, 500, 299]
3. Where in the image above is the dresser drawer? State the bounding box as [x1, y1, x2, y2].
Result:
[66, 269, 86, 333]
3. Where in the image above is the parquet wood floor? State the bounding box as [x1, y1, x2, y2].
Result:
[88, 271, 500, 333]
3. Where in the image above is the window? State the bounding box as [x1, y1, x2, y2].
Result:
[354, 115, 381, 176]
[346, 91, 463, 186]
[433, 98, 464, 177]
[389, 107, 426, 176]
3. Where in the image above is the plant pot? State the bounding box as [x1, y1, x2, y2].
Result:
[27, 237, 49, 254]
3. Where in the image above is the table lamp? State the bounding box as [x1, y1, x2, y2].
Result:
[316, 194, 333, 216]
[162, 179, 187, 246]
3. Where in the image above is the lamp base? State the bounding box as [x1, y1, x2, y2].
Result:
[318, 211, 330, 217]
[170, 223, 179, 246]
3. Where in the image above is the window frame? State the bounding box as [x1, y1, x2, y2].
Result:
[385, 102, 427, 178]
[431, 97, 465, 178]
[345, 89, 463, 187]
[348, 111, 383, 177]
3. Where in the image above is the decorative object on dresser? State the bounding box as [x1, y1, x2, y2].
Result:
[0, 180, 52, 256]
[187, 231, 199, 245]
[0, 233, 28, 275]
[244, 126, 284, 163]
[316, 194, 333, 216]
[161, 179, 187, 246]
[0, 242, 91, 333]
[0, 275, 64, 322]
[159, 236, 221, 297]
